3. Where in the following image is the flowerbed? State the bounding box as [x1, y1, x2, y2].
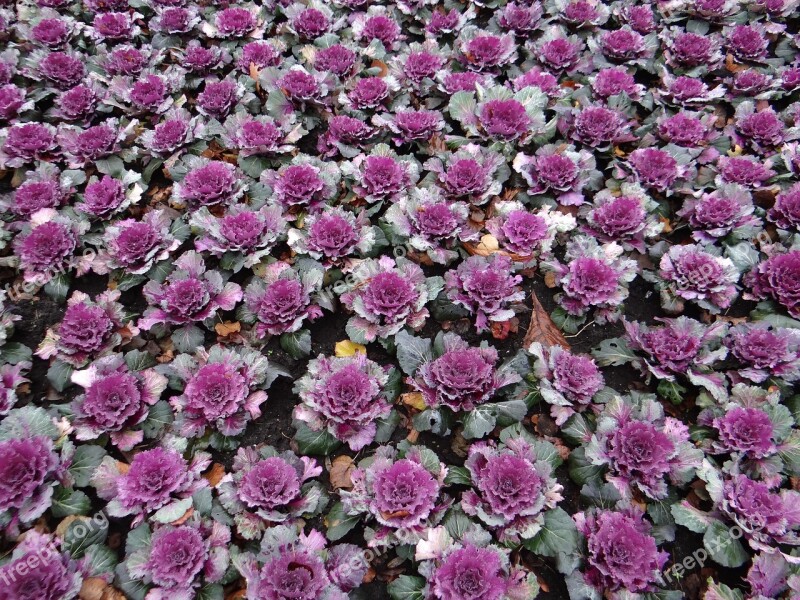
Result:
[0, 0, 799, 599]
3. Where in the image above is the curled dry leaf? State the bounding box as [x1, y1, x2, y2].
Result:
[80, 578, 126, 600]
[490, 317, 518, 341]
[400, 392, 426, 411]
[329, 455, 355, 490]
[371, 59, 389, 77]
[523, 291, 570, 350]
[203, 462, 226, 487]
[463, 234, 531, 263]
[215, 321, 241, 337]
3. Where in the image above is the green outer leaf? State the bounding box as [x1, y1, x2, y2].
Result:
[523, 507, 579, 558]
[326, 501, 359, 541]
[193, 487, 213, 516]
[62, 516, 109, 558]
[44, 273, 71, 303]
[115, 272, 147, 292]
[443, 508, 472, 540]
[125, 523, 151, 552]
[171, 325, 205, 354]
[395, 330, 433, 376]
[568, 446, 604, 486]
[152, 497, 193, 524]
[550, 307, 585, 335]
[0, 342, 32, 365]
[703, 521, 749, 568]
[561, 413, 595, 446]
[447, 91, 477, 125]
[671, 502, 714, 534]
[461, 400, 527, 440]
[84, 544, 118, 577]
[592, 337, 637, 367]
[280, 329, 312, 359]
[658, 379, 687, 405]
[412, 408, 451, 435]
[0, 406, 59, 440]
[444, 466, 471, 486]
[293, 423, 342, 456]
[531, 438, 563, 470]
[142, 400, 174, 438]
[69, 445, 107, 488]
[124, 349, 157, 371]
[197, 584, 224, 600]
[374, 410, 401, 444]
[47, 360, 74, 393]
[51, 487, 91, 517]
[387, 575, 426, 600]
[115, 563, 148, 600]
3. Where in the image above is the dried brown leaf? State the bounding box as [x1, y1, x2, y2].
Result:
[523, 292, 569, 350]
[329, 455, 355, 490]
[203, 463, 226, 487]
[400, 392, 426, 411]
[215, 321, 241, 336]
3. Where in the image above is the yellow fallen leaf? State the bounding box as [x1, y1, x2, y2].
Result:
[400, 392, 427, 411]
[728, 144, 743, 157]
[335, 340, 366, 357]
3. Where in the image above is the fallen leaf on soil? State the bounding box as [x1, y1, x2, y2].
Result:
[523, 292, 570, 350]
[400, 392, 427, 411]
[714, 315, 748, 325]
[215, 321, 241, 336]
[371, 59, 389, 77]
[451, 430, 470, 458]
[79, 578, 126, 600]
[547, 436, 571, 461]
[531, 413, 559, 437]
[490, 317, 518, 340]
[406, 429, 420, 443]
[335, 340, 367, 357]
[726, 53, 748, 72]
[543, 271, 558, 288]
[472, 234, 499, 254]
[329, 455, 355, 490]
[405, 248, 435, 266]
[381, 509, 411, 520]
[363, 568, 377, 584]
[79, 578, 108, 600]
[203, 463, 226, 487]
[157, 338, 174, 364]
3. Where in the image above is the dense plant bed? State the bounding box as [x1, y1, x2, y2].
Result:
[0, 0, 800, 598]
